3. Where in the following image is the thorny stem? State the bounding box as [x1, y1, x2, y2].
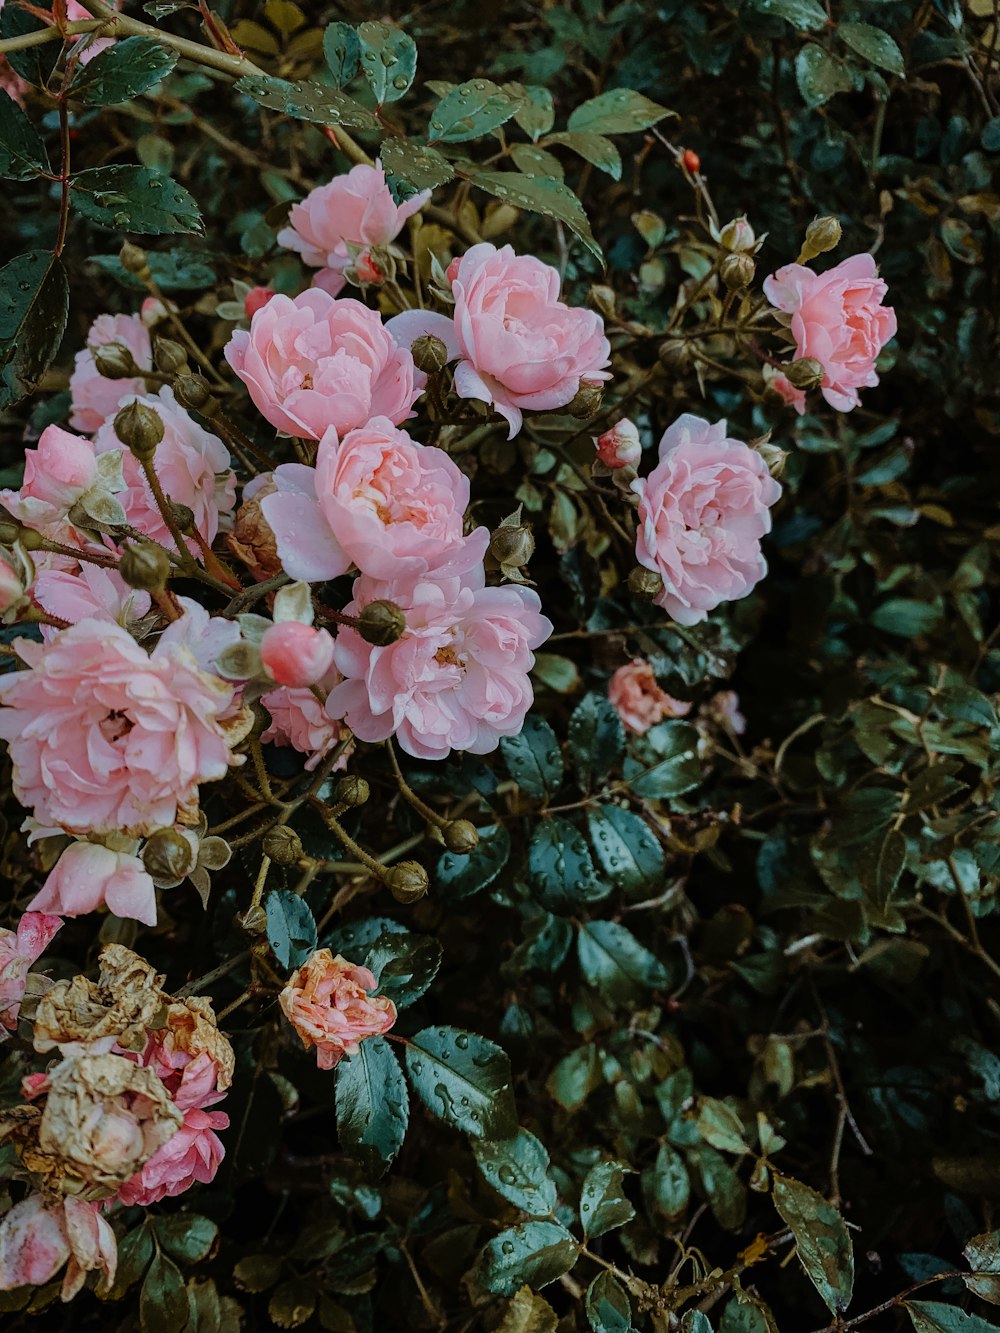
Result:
[0, 19, 100, 52]
[137, 454, 197, 567]
[386, 739, 450, 830]
[310, 800, 388, 882]
[176, 950, 250, 998]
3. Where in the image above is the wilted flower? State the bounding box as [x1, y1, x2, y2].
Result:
[0, 1193, 117, 1301]
[0, 913, 62, 1036]
[32, 945, 166, 1057]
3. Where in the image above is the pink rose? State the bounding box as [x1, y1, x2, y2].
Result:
[763, 254, 896, 411]
[0, 1194, 116, 1301]
[20, 425, 100, 512]
[327, 570, 552, 760]
[632, 414, 782, 626]
[30, 840, 157, 926]
[262, 667, 353, 772]
[279, 949, 396, 1071]
[261, 417, 488, 583]
[278, 161, 429, 298]
[705, 689, 746, 736]
[595, 418, 641, 469]
[224, 290, 422, 440]
[69, 313, 152, 434]
[66, 0, 118, 64]
[0, 912, 61, 1034]
[0, 555, 25, 615]
[33, 563, 151, 635]
[0, 618, 240, 837]
[763, 365, 806, 416]
[117, 1105, 227, 1205]
[260, 621, 336, 688]
[389, 242, 611, 438]
[244, 286, 276, 318]
[94, 387, 236, 554]
[608, 659, 691, 735]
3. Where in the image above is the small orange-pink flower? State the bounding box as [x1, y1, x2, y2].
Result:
[279, 950, 396, 1071]
[608, 659, 691, 735]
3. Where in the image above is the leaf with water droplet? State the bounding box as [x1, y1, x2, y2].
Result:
[265, 888, 317, 969]
[67, 36, 178, 107]
[0, 249, 68, 411]
[356, 21, 416, 106]
[473, 1221, 579, 1297]
[236, 73, 379, 132]
[471, 170, 603, 264]
[772, 1173, 854, 1314]
[474, 1128, 558, 1217]
[360, 929, 442, 1010]
[528, 817, 607, 914]
[579, 1160, 635, 1239]
[335, 1035, 409, 1173]
[0, 90, 49, 181]
[623, 720, 701, 800]
[501, 715, 564, 801]
[379, 137, 455, 193]
[71, 165, 202, 235]
[586, 804, 665, 898]
[569, 693, 625, 789]
[436, 822, 510, 902]
[405, 1026, 516, 1139]
[585, 1271, 634, 1333]
[427, 79, 520, 144]
[567, 88, 675, 136]
[322, 22, 361, 88]
[577, 919, 669, 1004]
[544, 132, 622, 181]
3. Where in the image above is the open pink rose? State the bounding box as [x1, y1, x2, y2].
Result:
[278, 161, 429, 298]
[117, 1105, 227, 1205]
[262, 665, 353, 772]
[608, 660, 691, 735]
[279, 950, 396, 1071]
[30, 840, 157, 926]
[327, 570, 552, 760]
[69, 313, 152, 434]
[0, 912, 62, 1034]
[19, 425, 100, 512]
[763, 254, 896, 411]
[224, 290, 422, 440]
[0, 618, 240, 837]
[632, 415, 782, 626]
[389, 242, 610, 438]
[33, 563, 151, 636]
[0, 1194, 116, 1301]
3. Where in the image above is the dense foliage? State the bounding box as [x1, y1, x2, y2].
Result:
[0, 1, 997, 1332]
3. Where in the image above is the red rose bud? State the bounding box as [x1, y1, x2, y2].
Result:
[354, 252, 383, 285]
[244, 287, 277, 319]
[595, 419, 641, 470]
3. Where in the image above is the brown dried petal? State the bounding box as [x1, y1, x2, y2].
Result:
[161, 998, 235, 1092]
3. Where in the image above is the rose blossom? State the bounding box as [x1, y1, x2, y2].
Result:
[595, 418, 641, 470]
[763, 364, 806, 415]
[0, 1194, 116, 1301]
[141, 996, 234, 1110]
[608, 660, 691, 735]
[262, 665, 353, 772]
[706, 689, 746, 736]
[15, 424, 102, 512]
[261, 417, 489, 583]
[279, 950, 396, 1071]
[69, 313, 152, 433]
[0, 618, 240, 837]
[763, 254, 896, 411]
[224, 289, 422, 440]
[632, 414, 782, 626]
[29, 840, 158, 926]
[33, 563, 151, 635]
[260, 621, 336, 688]
[327, 569, 552, 761]
[388, 242, 610, 438]
[277, 161, 429, 297]
[0, 912, 61, 1035]
[117, 1105, 227, 1204]
[244, 286, 276, 318]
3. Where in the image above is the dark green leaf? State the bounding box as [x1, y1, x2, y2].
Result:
[323, 23, 361, 88]
[624, 721, 701, 799]
[357, 21, 416, 105]
[696, 1146, 747, 1232]
[68, 36, 178, 105]
[0, 91, 48, 179]
[545, 131, 621, 180]
[336, 1035, 409, 1171]
[236, 74, 379, 131]
[154, 1215, 218, 1265]
[405, 1026, 517, 1139]
[0, 249, 68, 410]
[90, 248, 216, 291]
[104, 1224, 154, 1301]
[509, 84, 554, 140]
[580, 1161, 635, 1238]
[71, 165, 202, 234]
[586, 1272, 633, 1332]
[749, 0, 828, 29]
[265, 889, 318, 969]
[429, 79, 519, 143]
[567, 88, 673, 134]
[586, 805, 665, 897]
[474, 1221, 579, 1296]
[547, 1044, 601, 1113]
[577, 920, 668, 1004]
[325, 915, 407, 957]
[379, 137, 454, 191]
[472, 171, 602, 263]
[529, 817, 607, 914]
[773, 1174, 854, 1314]
[795, 45, 854, 108]
[569, 693, 625, 788]
[139, 1252, 188, 1333]
[870, 598, 943, 637]
[905, 1304, 1000, 1333]
[0, 5, 60, 86]
[964, 1230, 1000, 1304]
[696, 1098, 749, 1155]
[501, 715, 564, 800]
[364, 929, 442, 1008]
[474, 1128, 558, 1216]
[839, 22, 905, 76]
[436, 822, 510, 901]
[643, 1142, 690, 1228]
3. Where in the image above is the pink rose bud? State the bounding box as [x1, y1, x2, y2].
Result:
[244, 286, 276, 319]
[141, 297, 175, 327]
[354, 252, 383, 285]
[445, 256, 462, 284]
[0, 556, 25, 613]
[260, 621, 336, 688]
[595, 419, 641, 469]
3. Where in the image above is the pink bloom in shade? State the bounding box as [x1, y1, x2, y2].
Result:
[94, 387, 236, 555]
[116, 1106, 228, 1206]
[279, 949, 396, 1072]
[29, 841, 157, 926]
[595, 418, 641, 469]
[244, 286, 276, 318]
[0, 912, 62, 1034]
[632, 414, 782, 627]
[262, 668, 353, 772]
[224, 289, 422, 441]
[260, 621, 335, 688]
[277, 161, 429, 297]
[327, 570, 553, 761]
[608, 659, 691, 735]
[69, 313, 152, 434]
[707, 689, 746, 736]
[0, 618, 240, 838]
[764, 365, 806, 416]
[33, 563, 151, 636]
[388, 242, 611, 439]
[65, 0, 118, 64]
[0, 555, 24, 613]
[141, 296, 174, 327]
[763, 254, 896, 412]
[0, 1194, 117, 1301]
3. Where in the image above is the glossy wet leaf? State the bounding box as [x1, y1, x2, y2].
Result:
[357, 21, 416, 105]
[567, 88, 673, 134]
[71, 165, 202, 234]
[436, 822, 510, 901]
[236, 74, 379, 131]
[428, 79, 520, 143]
[569, 693, 625, 788]
[364, 929, 442, 1009]
[772, 1173, 854, 1314]
[336, 1035, 409, 1171]
[839, 21, 906, 76]
[577, 920, 669, 1003]
[579, 1160, 635, 1238]
[473, 1221, 579, 1296]
[501, 715, 564, 799]
[0, 249, 68, 410]
[529, 817, 608, 914]
[905, 1305, 1000, 1333]
[265, 889, 317, 969]
[68, 36, 178, 105]
[472, 171, 602, 262]
[0, 91, 48, 180]
[379, 138, 455, 191]
[405, 1026, 516, 1139]
[586, 1272, 633, 1332]
[586, 804, 665, 896]
[474, 1128, 558, 1216]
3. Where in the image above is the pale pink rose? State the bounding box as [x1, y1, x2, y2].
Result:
[608, 660, 691, 735]
[327, 570, 553, 761]
[764, 366, 806, 415]
[277, 161, 429, 297]
[160, 598, 242, 681]
[0, 1194, 116, 1301]
[595, 418, 641, 469]
[389, 243, 611, 438]
[224, 290, 422, 440]
[0, 912, 62, 1034]
[279, 949, 396, 1071]
[0, 618, 240, 837]
[94, 387, 236, 555]
[116, 1105, 227, 1205]
[260, 621, 336, 688]
[33, 563, 151, 635]
[69, 313, 152, 434]
[632, 414, 782, 626]
[66, 0, 118, 64]
[262, 667, 353, 772]
[763, 254, 896, 412]
[0, 555, 24, 614]
[261, 418, 488, 583]
[20, 424, 100, 511]
[30, 840, 157, 926]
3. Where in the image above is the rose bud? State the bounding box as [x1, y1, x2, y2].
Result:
[628, 566, 665, 601]
[385, 860, 429, 904]
[118, 541, 171, 593]
[333, 775, 370, 807]
[358, 599, 406, 647]
[718, 217, 756, 252]
[262, 826, 303, 866]
[173, 374, 218, 415]
[354, 252, 384, 286]
[720, 252, 756, 290]
[443, 820, 479, 855]
[141, 296, 174, 327]
[784, 356, 826, 391]
[411, 334, 450, 375]
[803, 214, 842, 258]
[595, 418, 641, 470]
[114, 400, 164, 459]
[244, 287, 276, 319]
[119, 240, 151, 279]
[567, 380, 604, 420]
[489, 522, 535, 570]
[260, 621, 336, 688]
[93, 342, 141, 380]
[153, 337, 188, 375]
[0, 555, 26, 615]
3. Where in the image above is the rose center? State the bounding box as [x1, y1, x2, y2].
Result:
[99, 710, 133, 745]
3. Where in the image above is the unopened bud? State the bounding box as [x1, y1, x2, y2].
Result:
[262, 825, 303, 866]
[755, 440, 788, 479]
[720, 252, 755, 290]
[94, 342, 141, 380]
[0, 515, 23, 547]
[171, 502, 196, 535]
[114, 400, 163, 458]
[354, 251, 386, 285]
[118, 541, 171, 592]
[141, 296, 173, 327]
[142, 828, 197, 883]
[784, 356, 825, 390]
[0, 555, 25, 613]
[443, 819, 479, 855]
[595, 419, 641, 471]
[658, 338, 690, 370]
[567, 380, 604, 420]
[358, 599, 406, 647]
[489, 523, 534, 570]
[411, 334, 449, 375]
[718, 217, 756, 252]
[802, 215, 842, 260]
[17, 526, 43, 552]
[119, 240, 150, 279]
[173, 374, 218, 415]
[385, 860, 429, 904]
[333, 775, 369, 808]
[244, 287, 276, 319]
[153, 337, 188, 375]
[238, 904, 268, 935]
[628, 566, 664, 601]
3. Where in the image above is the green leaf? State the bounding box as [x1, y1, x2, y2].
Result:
[696, 1098, 749, 1155]
[474, 1128, 558, 1216]
[772, 1174, 854, 1314]
[580, 1161, 635, 1238]
[870, 598, 943, 637]
[547, 1044, 601, 1113]
[472, 171, 602, 263]
[501, 715, 564, 800]
[545, 131, 621, 180]
[154, 1215, 218, 1265]
[508, 84, 554, 141]
[643, 1141, 690, 1227]
[0, 250, 69, 410]
[720, 1299, 779, 1333]
[696, 1146, 747, 1232]
[90, 247, 216, 292]
[577, 920, 668, 1004]
[0, 5, 59, 86]
[357, 21, 416, 105]
[139, 1252, 188, 1333]
[531, 651, 578, 691]
[379, 137, 455, 191]
[964, 1231, 1000, 1304]
[324, 915, 406, 957]
[795, 45, 854, 107]
[436, 821, 510, 902]
[336, 1034, 409, 1171]
[322, 22, 361, 88]
[429, 79, 520, 143]
[569, 693, 625, 788]
[749, 0, 828, 30]
[474, 1221, 579, 1296]
[529, 817, 607, 914]
[364, 929, 441, 1008]
[405, 1026, 517, 1139]
[71, 165, 202, 235]
[624, 721, 701, 799]
[67, 36, 178, 105]
[0, 91, 48, 180]
[905, 1304, 1000, 1333]
[568, 88, 673, 135]
[499, 1286, 559, 1332]
[839, 22, 905, 76]
[236, 74, 379, 131]
[586, 1272, 633, 1332]
[587, 805, 665, 897]
[104, 1224, 154, 1301]
[265, 888, 318, 970]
